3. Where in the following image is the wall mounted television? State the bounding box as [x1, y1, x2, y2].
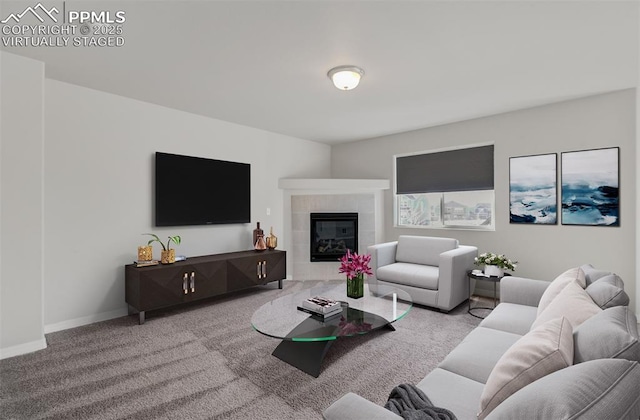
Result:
[155, 152, 251, 226]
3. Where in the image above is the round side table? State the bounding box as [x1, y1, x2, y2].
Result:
[467, 270, 511, 319]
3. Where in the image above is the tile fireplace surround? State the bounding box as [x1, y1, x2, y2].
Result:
[279, 179, 390, 282]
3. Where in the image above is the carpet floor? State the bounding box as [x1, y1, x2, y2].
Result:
[0, 281, 482, 420]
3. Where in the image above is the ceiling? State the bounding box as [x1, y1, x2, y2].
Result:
[1, 1, 638, 144]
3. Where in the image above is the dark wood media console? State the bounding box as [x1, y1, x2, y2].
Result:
[125, 249, 286, 324]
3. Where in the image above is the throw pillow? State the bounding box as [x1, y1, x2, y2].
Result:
[579, 263, 611, 286]
[537, 267, 586, 316]
[477, 317, 573, 420]
[574, 306, 640, 364]
[531, 280, 601, 330]
[585, 274, 629, 309]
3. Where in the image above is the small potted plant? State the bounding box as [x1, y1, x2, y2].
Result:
[144, 233, 181, 264]
[474, 252, 517, 277]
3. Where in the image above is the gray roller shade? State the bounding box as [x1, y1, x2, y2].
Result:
[396, 145, 494, 194]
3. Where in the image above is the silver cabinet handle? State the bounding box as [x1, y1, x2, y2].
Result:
[190, 272, 195, 293]
[262, 260, 267, 278]
[257, 261, 262, 279]
[183, 273, 188, 294]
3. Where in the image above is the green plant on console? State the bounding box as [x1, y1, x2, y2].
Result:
[144, 233, 181, 250]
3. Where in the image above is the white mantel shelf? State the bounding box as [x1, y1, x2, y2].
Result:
[278, 178, 390, 191]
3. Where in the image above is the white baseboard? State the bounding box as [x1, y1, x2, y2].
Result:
[44, 308, 128, 334]
[0, 337, 47, 360]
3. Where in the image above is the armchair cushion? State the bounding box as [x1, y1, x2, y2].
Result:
[377, 263, 439, 290]
[395, 236, 458, 266]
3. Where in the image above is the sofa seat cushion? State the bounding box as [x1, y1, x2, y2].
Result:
[417, 368, 484, 420]
[574, 306, 640, 364]
[531, 280, 601, 330]
[376, 263, 439, 290]
[537, 267, 586, 316]
[437, 327, 521, 384]
[395, 236, 458, 266]
[478, 317, 574, 419]
[485, 359, 640, 420]
[479, 303, 537, 336]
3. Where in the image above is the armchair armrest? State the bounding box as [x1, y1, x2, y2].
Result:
[369, 241, 398, 270]
[368, 241, 398, 295]
[323, 392, 402, 420]
[500, 276, 550, 307]
[437, 245, 477, 311]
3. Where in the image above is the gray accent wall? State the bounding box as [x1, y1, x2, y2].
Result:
[331, 90, 637, 312]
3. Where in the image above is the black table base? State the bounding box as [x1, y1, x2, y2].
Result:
[271, 308, 396, 377]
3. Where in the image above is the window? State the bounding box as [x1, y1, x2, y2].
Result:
[395, 145, 495, 230]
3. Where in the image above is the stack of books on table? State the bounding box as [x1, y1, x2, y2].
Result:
[298, 296, 343, 319]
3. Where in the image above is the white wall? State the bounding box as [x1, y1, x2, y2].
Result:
[41, 80, 331, 331]
[0, 52, 46, 358]
[332, 90, 637, 312]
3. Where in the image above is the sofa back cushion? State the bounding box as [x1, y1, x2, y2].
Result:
[485, 359, 640, 420]
[478, 317, 574, 419]
[574, 306, 640, 364]
[531, 280, 601, 330]
[537, 267, 586, 316]
[395, 236, 458, 266]
[580, 263, 612, 286]
[585, 274, 629, 309]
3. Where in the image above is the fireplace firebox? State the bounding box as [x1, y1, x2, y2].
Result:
[310, 213, 358, 262]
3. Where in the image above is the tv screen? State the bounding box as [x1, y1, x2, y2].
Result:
[155, 152, 251, 226]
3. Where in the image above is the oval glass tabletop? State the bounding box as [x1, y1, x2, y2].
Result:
[251, 281, 413, 342]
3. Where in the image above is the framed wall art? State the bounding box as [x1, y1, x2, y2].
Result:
[561, 147, 619, 226]
[509, 153, 557, 224]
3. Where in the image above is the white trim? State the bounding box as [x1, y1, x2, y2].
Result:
[0, 338, 47, 360]
[44, 308, 128, 334]
[278, 178, 389, 191]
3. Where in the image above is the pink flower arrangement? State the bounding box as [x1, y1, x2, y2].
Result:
[338, 250, 373, 280]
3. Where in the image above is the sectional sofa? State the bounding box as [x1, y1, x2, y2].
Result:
[324, 264, 640, 419]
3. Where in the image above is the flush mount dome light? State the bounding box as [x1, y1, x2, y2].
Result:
[327, 65, 364, 91]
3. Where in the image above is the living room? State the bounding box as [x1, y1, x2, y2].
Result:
[1, 1, 639, 418]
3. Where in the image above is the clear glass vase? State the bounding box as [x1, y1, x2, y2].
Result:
[347, 273, 364, 299]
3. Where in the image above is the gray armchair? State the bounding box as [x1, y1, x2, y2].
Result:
[368, 235, 477, 312]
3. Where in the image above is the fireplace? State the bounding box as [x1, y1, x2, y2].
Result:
[310, 213, 358, 262]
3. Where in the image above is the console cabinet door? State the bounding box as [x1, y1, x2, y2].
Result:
[260, 252, 286, 284]
[185, 260, 227, 301]
[226, 251, 285, 291]
[136, 265, 192, 311]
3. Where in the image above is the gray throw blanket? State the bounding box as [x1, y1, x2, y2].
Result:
[384, 383, 457, 420]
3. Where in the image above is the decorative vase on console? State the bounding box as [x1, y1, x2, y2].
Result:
[266, 226, 277, 250]
[252, 222, 264, 249]
[254, 234, 267, 252]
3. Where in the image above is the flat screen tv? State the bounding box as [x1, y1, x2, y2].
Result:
[155, 152, 250, 226]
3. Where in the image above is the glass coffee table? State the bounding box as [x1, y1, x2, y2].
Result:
[251, 281, 412, 377]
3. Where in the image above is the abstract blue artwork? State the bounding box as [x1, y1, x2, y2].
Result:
[561, 147, 619, 226]
[510, 154, 557, 224]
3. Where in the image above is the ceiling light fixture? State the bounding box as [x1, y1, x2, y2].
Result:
[327, 65, 364, 91]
